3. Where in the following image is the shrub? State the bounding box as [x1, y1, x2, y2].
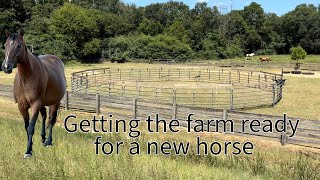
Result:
[224, 43, 244, 58]
[255, 48, 277, 55]
[108, 34, 193, 61]
[290, 46, 307, 60]
[81, 38, 102, 63]
[290, 46, 307, 69]
[24, 34, 75, 61]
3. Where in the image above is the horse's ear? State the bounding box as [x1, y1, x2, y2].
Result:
[5, 29, 10, 37]
[18, 29, 24, 38]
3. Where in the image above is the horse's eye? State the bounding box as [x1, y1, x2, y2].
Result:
[17, 44, 21, 48]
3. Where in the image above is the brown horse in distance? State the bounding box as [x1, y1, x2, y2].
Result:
[2, 30, 66, 158]
[259, 57, 271, 63]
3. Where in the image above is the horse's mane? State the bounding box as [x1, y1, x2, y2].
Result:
[8, 33, 19, 40]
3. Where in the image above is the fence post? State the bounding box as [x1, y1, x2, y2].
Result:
[108, 83, 111, 99]
[122, 85, 125, 97]
[281, 118, 287, 145]
[96, 93, 100, 115]
[173, 89, 177, 120]
[281, 132, 287, 146]
[223, 109, 227, 120]
[85, 73, 88, 94]
[192, 89, 195, 107]
[71, 76, 74, 92]
[265, 74, 267, 82]
[272, 84, 276, 106]
[133, 98, 137, 119]
[230, 89, 234, 110]
[220, 109, 228, 133]
[65, 91, 69, 110]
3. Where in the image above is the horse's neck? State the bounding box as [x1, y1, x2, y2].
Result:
[17, 49, 42, 81]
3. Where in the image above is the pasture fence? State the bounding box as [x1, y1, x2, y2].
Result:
[61, 92, 320, 150]
[0, 66, 318, 149]
[71, 68, 284, 110]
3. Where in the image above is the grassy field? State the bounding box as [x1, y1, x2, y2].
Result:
[0, 97, 319, 179]
[0, 58, 320, 179]
[194, 54, 320, 64]
[1, 60, 319, 119]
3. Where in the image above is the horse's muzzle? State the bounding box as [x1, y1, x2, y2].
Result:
[1, 63, 13, 74]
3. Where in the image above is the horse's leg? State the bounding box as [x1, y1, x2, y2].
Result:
[40, 106, 47, 144]
[24, 100, 41, 158]
[18, 103, 29, 141]
[45, 103, 60, 146]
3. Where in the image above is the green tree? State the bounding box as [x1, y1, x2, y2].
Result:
[280, 4, 318, 53]
[24, 33, 75, 60]
[50, 3, 99, 59]
[108, 34, 193, 60]
[241, 2, 265, 31]
[290, 46, 307, 69]
[0, 0, 27, 43]
[101, 13, 131, 38]
[137, 18, 163, 36]
[300, 10, 320, 54]
[198, 32, 225, 59]
[82, 38, 102, 61]
[164, 20, 188, 43]
[144, 2, 190, 27]
[244, 28, 262, 53]
[225, 11, 248, 39]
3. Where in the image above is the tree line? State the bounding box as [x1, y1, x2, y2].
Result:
[1, 0, 320, 62]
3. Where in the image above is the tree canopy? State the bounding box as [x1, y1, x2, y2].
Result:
[1, 1, 320, 62]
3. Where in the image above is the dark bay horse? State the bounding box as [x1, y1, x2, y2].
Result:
[2, 30, 66, 158]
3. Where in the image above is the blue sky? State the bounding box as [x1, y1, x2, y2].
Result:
[122, 0, 319, 15]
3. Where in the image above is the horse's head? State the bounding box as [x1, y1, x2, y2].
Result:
[2, 30, 25, 74]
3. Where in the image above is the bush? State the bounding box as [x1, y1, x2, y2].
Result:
[290, 46, 307, 60]
[255, 48, 277, 55]
[223, 43, 244, 59]
[81, 38, 102, 63]
[24, 34, 75, 61]
[108, 34, 193, 61]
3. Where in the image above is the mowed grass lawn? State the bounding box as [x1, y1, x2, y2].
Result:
[195, 54, 320, 64]
[1, 60, 318, 119]
[0, 97, 319, 179]
[0, 114, 257, 179]
[0, 60, 320, 179]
